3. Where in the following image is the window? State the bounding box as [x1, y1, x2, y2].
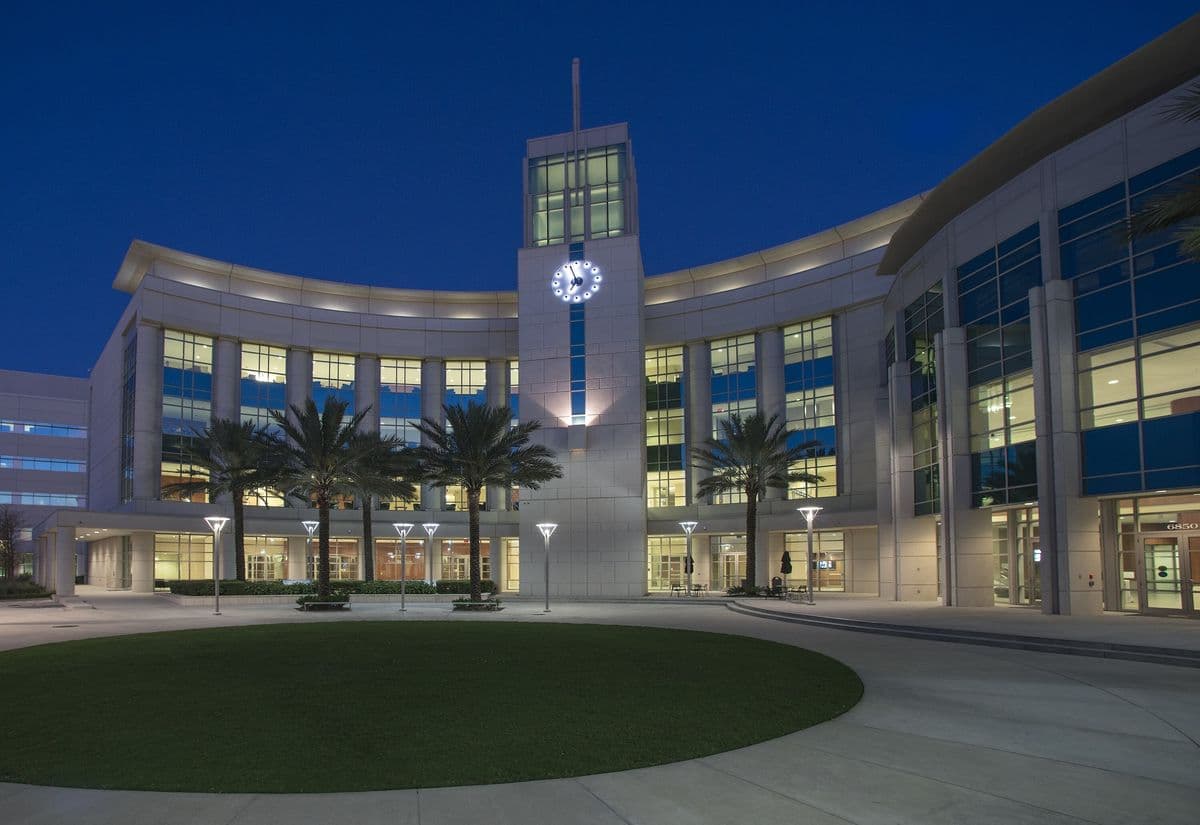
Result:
[154, 533, 212, 581]
[0, 420, 86, 438]
[529, 144, 626, 247]
[0, 492, 85, 507]
[711, 335, 756, 437]
[784, 317, 837, 499]
[647, 535, 686, 591]
[240, 343, 287, 429]
[503, 538, 520, 592]
[444, 485, 485, 512]
[646, 347, 686, 507]
[445, 360, 486, 414]
[0, 456, 85, 472]
[307, 539, 359, 580]
[904, 288, 943, 515]
[244, 536, 287, 581]
[312, 352, 355, 413]
[509, 361, 519, 426]
[710, 535, 746, 591]
[162, 330, 213, 501]
[380, 358, 422, 446]
[375, 539, 425, 581]
[120, 333, 136, 502]
[968, 371, 1037, 507]
[1078, 323, 1200, 495]
[440, 539, 490, 581]
[783, 531, 845, 591]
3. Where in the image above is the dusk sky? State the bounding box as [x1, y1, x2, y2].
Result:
[1, 2, 1196, 377]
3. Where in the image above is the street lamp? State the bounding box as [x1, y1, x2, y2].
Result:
[422, 523, 439, 586]
[301, 520, 319, 581]
[679, 521, 698, 596]
[203, 516, 229, 616]
[392, 523, 414, 612]
[536, 523, 557, 613]
[797, 506, 822, 605]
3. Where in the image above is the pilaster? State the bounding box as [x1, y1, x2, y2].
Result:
[420, 358, 445, 510]
[131, 531, 155, 593]
[355, 354, 380, 433]
[132, 321, 163, 501]
[685, 340, 711, 504]
[757, 327, 786, 501]
[213, 336, 241, 422]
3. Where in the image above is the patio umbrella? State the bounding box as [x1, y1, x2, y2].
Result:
[684, 555, 694, 574]
[780, 550, 793, 596]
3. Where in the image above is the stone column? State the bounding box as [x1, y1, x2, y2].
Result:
[1032, 280, 1103, 614]
[285, 347, 312, 413]
[935, 328, 993, 607]
[132, 321, 163, 502]
[219, 530, 237, 582]
[213, 336, 241, 422]
[420, 358, 445, 511]
[757, 327, 786, 501]
[685, 340, 711, 504]
[131, 531, 155, 593]
[485, 359, 509, 510]
[886, 361, 939, 601]
[355, 354, 380, 433]
[286, 536, 307, 580]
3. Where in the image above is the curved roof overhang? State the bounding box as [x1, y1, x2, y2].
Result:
[877, 13, 1200, 276]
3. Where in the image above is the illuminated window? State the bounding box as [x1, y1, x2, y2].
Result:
[154, 533, 212, 581]
[503, 538, 520, 592]
[509, 361, 519, 426]
[381, 358, 422, 446]
[783, 531, 844, 591]
[307, 538, 359, 581]
[646, 346, 685, 507]
[445, 360, 486, 414]
[240, 343, 287, 429]
[375, 539, 425, 581]
[784, 317, 836, 499]
[647, 535, 686, 591]
[439, 539, 490, 581]
[244, 536, 287, 581]
[529, 144, 626, 247]
[968, 370, 1037, 507]
[162, 330, 213, 501]
[312, 352, 356, 413]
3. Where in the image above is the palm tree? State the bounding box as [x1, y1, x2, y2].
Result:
[268, 397, 367, 598]
[415, 402, 562, 601]
[161, 418, 283, 581]
[1129, 82, 1200, 259]
[347, 430, 419, 581]
[691, 412, 823, 592]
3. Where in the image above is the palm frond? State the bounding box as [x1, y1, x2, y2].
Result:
[1160, 80, 1200, 123]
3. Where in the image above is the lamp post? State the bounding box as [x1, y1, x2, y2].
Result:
[797, 506, 822, 605]
[393, 523, 414, 612]
[679, 520, 698, 596]
[301, 520, 319, 582]
[203, 516, 229, 616]
[422, 523, 439, 586]
[536, 523, 557, 613]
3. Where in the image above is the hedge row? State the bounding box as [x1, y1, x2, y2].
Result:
[0, 576, 51, 599]
[166, 578, 496, 596]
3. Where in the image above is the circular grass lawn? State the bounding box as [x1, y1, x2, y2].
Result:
[0, 622, 861, 793]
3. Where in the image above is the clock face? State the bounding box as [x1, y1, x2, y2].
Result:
[551, 260, 602, 303]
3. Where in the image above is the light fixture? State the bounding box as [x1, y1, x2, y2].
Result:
[393, 523, 415, 612]
[679, 521, 698, 596]
[422, 523, 440, 585]
[203, 516, 229, 616]
[796, 506, 822, 605]
[536, 523, 558, 613]
[1108, 379, 1120, 385]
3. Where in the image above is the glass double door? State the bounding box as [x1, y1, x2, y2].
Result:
[1138, 534, 1200, 614]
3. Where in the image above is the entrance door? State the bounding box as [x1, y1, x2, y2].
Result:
[1138, 534, 1199, 614]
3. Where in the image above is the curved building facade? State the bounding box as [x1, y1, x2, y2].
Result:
[23, 15, 1200, 615]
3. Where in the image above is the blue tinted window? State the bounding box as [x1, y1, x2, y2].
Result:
[1142, 412, 1200, 471]
[1082, 423, 1139, 478]
[1075, 284, 1132, 333]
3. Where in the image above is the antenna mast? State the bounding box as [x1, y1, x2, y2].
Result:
[571, 58, 582, 133]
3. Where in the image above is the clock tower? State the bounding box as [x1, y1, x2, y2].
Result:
[515, 65, 648, 597]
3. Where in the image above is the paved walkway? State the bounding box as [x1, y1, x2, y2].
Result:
[2, 590, 1198, 824]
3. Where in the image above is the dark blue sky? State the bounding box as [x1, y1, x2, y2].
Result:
[1, 2, 1195, 377]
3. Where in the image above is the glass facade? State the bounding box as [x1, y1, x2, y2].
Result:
[380, 358, 422, 447]
[244, 536, 287, 581]
[503, 538, 520, 592]
[307, 538, 359, 580]
[904, 287, 943, 515]
[509, 361, 519, 426]
[0, 456, 85, 472]
[646, 535, 686, 591]
[529, 144, 626, 247]
[783, 317, 836, 499]
[240, 343, 287, 429]
[440, 539, 490, 581]
[958, 224, 1041, 507]
[375, 539, 425, 581]
[445, 360, 486, 414]
[161, 329, 213, 501]
[0, 420, 87, 438]
[710, 534, 746, 591]
[120, 333, 136, 502]
[0, 492, 84, 507]
[154, 533, 212, 581]
[711, 335, 756, 438]
[783, 530, 845, 591]
[312, 352, 355, 414]
[1060, 147, 1200, 495]
[569, 303, 586, 422]
[645, 346, 685, 507]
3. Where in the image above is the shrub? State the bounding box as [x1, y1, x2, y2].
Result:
[452, 597, 502, 611]
[726, 584, 763, 596]
[0, 578, 50, 599]
[357, 579, 437, 595]
[167, 579, 441, 596]
[296, 593, 350, 606]
[435, 579, 497, 594]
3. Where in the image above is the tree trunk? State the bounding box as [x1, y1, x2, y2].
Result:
[468, 489, 482, 602]
[361, 495, 374, 581]
[745, 486, 758, 592]
[317, 497, 331, 598]
[233, 493, 246, 581]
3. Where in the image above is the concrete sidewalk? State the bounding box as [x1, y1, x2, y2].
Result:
[1, 593, 1198, 824]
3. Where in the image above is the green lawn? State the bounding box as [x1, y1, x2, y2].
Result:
[0, 622, 862, 793]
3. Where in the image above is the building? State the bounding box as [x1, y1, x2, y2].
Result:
[19, 15, 1200, 615]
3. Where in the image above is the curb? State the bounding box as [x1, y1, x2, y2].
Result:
[727, 601, 1200, 669]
